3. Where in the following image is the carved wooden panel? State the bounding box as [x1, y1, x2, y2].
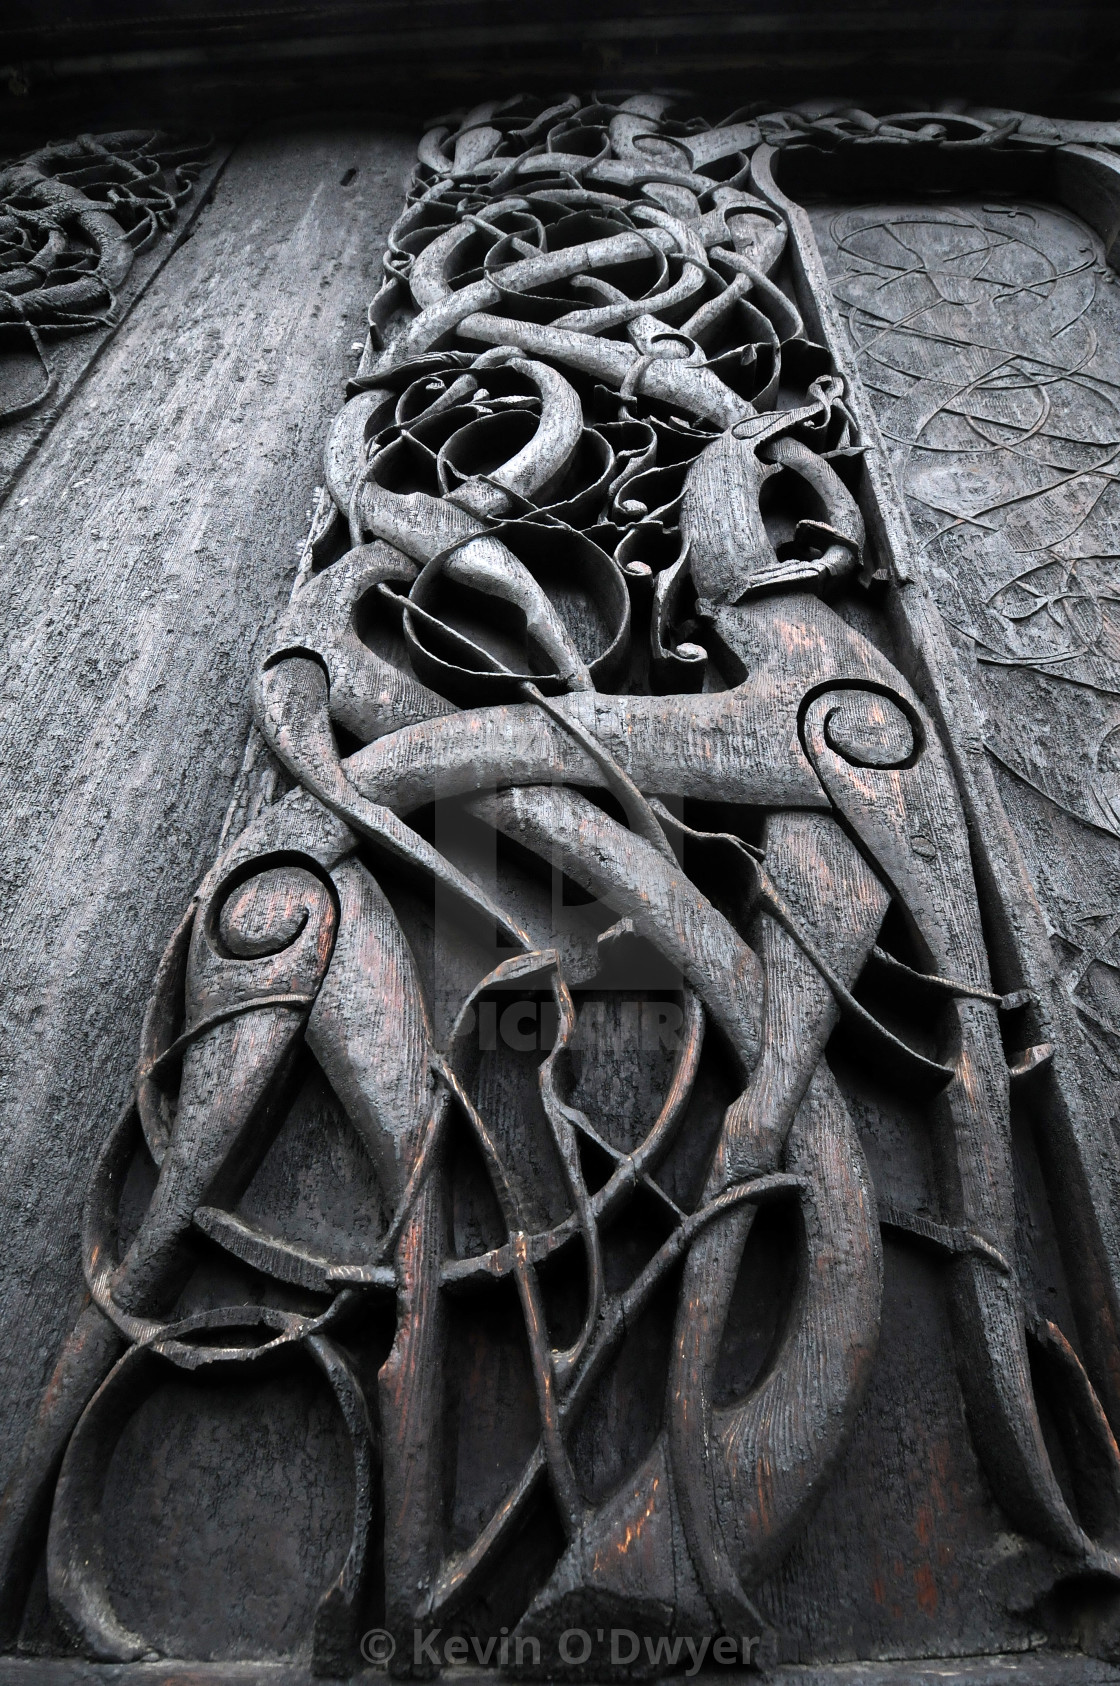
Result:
[0, 131, 221, 496]
[6, 100, 1120, 1679]
[813, 195, 1120, 1133]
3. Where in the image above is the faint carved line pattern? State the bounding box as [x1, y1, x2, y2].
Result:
[823, 197, 1120, 1065]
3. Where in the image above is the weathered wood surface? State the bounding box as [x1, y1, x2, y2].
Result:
[8, 100, 1120, 1680]
[0, 123, 413, 1504]
[812, 195, 1120, 1136]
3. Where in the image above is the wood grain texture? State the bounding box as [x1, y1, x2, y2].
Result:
[0, 124, 413, 1492]
[10, 100, 1120, 1677]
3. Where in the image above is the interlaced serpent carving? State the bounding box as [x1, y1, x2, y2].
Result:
[0, 131, 209, 421]
[5, 93, 1120, 1673]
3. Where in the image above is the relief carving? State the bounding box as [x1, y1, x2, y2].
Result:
[0, 131, 210, 423]
[5, 97, 1120, 1673]
[814, 195, 1120, 1081]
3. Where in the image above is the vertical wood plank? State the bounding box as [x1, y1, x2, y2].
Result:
[0, 125, 414, 1483]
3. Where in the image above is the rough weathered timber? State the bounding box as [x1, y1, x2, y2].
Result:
[0, 123, 413, 1564]
[7, 97, 1120, 1681]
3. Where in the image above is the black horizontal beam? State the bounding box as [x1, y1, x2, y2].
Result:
[1, 0, 1117, 151]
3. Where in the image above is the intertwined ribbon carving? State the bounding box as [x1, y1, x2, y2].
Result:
[3, 94, 1119, 1674]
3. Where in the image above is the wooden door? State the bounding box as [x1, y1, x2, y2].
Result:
[5, 103, 1120, 1683]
